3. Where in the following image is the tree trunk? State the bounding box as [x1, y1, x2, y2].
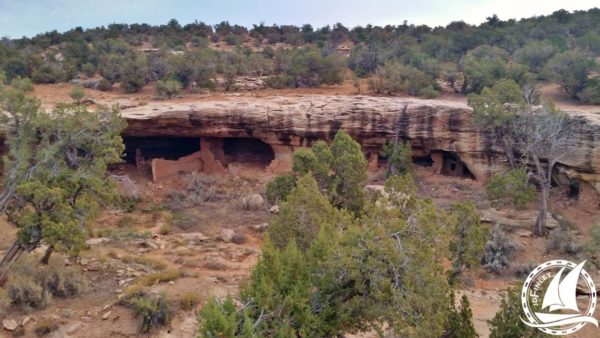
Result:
[0, 240, 25, 285]
[535, 183, 549, 236]
[501, 135, 517, 169]
[40, 245, 54, 265]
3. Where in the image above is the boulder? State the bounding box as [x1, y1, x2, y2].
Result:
[243, 194, 264, 211]
[86, 237, 110, 246]
[2, 319, 18, 331]
[178, 232, 209, 242]
[251, 223, 269, 232]
[219, 229, 235, 243]
[269, 205, 279, 214]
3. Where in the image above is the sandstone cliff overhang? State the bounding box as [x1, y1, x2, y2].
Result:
[119, 95, 600, 193]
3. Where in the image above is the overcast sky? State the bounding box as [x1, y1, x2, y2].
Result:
[1, 0, 598, 38]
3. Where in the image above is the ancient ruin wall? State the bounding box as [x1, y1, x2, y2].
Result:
[119, 95, 600, 192]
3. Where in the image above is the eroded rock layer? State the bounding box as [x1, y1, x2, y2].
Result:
[120, 95, 600, 193]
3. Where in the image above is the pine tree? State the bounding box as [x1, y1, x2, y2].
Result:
[0, 83, 125, 282]
[449, 202, 488, 277]
[488, 287, 547, 338]
[267, 175, 344, 251]
[443, 291, 478, 338]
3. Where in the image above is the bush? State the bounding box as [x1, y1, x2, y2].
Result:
[81, 62, 96, 77]
[34, 319, 59, 337]
[488, 287, 538, 338]
[266, 174, 297, 204]
[369, 61, 440, 97]
[69, 85, 85, 104]
[179, 292, 201, 310]
[98, 78, 113, 91]
[6, 255, 86, 309]
[486, 168, 536, 209]
[120, 54, 149, 93]
[546, 227, 579, 254]
[155, 79, 183, 99]
[11, 76, 34, 92]
[159, 223, 174, 235]
[482, 225, 518, 274]
[167, 172, 226, 209]
[381, 141, 412, 177]
[578, 79, 600, 104]
[125, 292, 173, 332]
[7, 276, 51, 309]
[31, 64, 64, 84]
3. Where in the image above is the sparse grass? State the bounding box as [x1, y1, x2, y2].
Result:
[159, 223, 174, 235]
[135, 269, 183, 288]
[107, 249, 119, 259]
[546, 227, 580, 254]
[92, 228, 152, 240]
[140, 202, 169, 214]
[117, 215, 140, 228]
[121, 255, 167, 270]
[172, 211, 200, 231]
[179, 292, 201, 310]
[166, 172, 233, 211]
[35, 319, 58, 336]
[5, 255, 86, 310]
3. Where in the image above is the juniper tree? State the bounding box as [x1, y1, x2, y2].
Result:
[449, 202, 488, 277]
[515, 103, 570, 235]
[0, 83, 125, 282]
[488, 287, 547, 338]
[443, 291, 478, 338]
[199, 174, 455, 337]
[485, 167, 536, 209]
[268, 130, 366, 214]
[468, 79, 525, 168]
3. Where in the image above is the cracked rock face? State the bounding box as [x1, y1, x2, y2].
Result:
[122, 95, 501, 179]
[2, 95, 599, 194]
[121, 95, 600, 192]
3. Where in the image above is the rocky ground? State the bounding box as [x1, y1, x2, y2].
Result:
[0, 162, 598, 337]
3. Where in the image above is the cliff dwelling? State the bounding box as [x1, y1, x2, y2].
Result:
[123, 135, 277, 181]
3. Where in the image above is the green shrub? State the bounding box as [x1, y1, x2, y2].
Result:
[155, 79, 183, 99]
[31, 64, 64, 84]
[123, 291, 173, 332]
[369, 61, 440, 97]
[11, 76, 34, 92]
[69, 85, 85, 104]
[98, 78, 113, 91]
[486, 168, 535, 209]
[266, 174, 297, 204]
[381, 141, 412, 177]
[81, 62, 96, 77]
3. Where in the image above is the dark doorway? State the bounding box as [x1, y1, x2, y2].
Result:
[222, 138, 275, 167]
[441, 151, 475, 179]
[123, 136, 201, 164]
